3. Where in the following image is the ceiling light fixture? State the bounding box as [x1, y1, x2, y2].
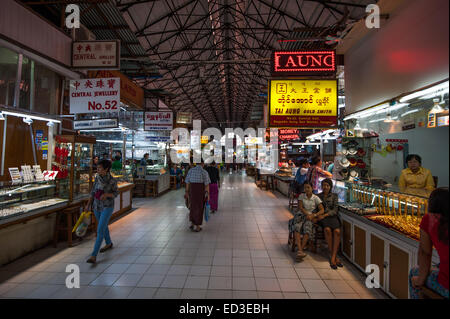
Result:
[400, 109, 420, 117]
[23, 117, 33, 125]
[383, 114, 399, 123]
[0, 110, 61, 123]
[399, 81, 449, 102]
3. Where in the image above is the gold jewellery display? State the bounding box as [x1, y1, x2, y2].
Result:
[349, 184, 425, 240]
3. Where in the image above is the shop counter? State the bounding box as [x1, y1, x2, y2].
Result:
[339, 206, 439, 299]
[110, 183, 134, 222]
[274, 175, 294, 196]
[0, 197, 86, 266]
[146, 173, 170, 196]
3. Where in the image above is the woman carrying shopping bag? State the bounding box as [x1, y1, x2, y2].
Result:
[84, 159, 119, 264]
[185, 162, 210, 232]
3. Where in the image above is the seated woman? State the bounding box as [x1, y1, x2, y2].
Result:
[289, 183, 324, 262]
[409, 188, 449, 299]
[317, 178, 343, 269]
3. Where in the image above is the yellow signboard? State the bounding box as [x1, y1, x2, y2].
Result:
[201, 136, 209, 144]
[268, 79, 338, 127]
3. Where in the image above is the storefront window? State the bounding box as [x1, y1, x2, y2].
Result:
[19, 56, 61, 114]
[19, 56, 32, 109]
[32, 61, 61, 114]
[0, 46, 19, 106]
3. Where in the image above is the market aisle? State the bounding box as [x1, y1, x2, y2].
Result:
[0, 172, 386, 299]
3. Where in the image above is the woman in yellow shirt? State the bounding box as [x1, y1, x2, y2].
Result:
[399, 154, 435, 194]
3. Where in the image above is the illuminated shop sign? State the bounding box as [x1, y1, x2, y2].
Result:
[268, 79, 338, 128]
[278, 129, 300, 141]
[272, 50, 336, 75]
[201, 136, 209, 144]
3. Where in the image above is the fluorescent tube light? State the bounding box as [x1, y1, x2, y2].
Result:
[369, 118, 385, 123]
[400, 109, 420, 117]
[1, 110, 61, 123]
[97, 140, 132, 144]
[343, 103, 390, 120]
[399, 81, 449, 102]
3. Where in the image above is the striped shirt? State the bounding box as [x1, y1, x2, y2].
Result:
[185, 165, 211, 185]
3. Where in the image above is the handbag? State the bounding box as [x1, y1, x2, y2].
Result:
[73, 211, 92, 237]
[204, 201, 210, 222]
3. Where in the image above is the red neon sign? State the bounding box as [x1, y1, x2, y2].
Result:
[272, 50, 336, 75]
[278, 129, 300, 141]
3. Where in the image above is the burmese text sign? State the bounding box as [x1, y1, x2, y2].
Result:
[144, 112, 173, 131]
[69, 78, 120, 114]
[269, 79, 337, 128]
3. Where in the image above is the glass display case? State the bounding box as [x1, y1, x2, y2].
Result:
[111, 167, 134, 188]
[0, 180, 67, 222]
[146, 164, 168, 176]
[53, 135, 96, 202]
[337, 181, 429, 240]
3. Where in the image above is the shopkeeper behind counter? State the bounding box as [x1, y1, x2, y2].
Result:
[399, 154, 435, 194]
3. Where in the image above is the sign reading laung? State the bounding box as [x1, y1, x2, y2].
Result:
[272, 50, 336, 75]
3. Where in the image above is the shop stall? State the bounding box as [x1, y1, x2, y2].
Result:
[274, 166, 294, 196]
[134, 163, 170, 197]
[334, 79, 449, 299]
[334, 181, 439, 299]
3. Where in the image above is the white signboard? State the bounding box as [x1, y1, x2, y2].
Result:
[144, 112, 173, 131]
[145, 136, 171, 142]
[176, 112, 192, 124]
[9, 168, 22, 184]
[72, 40, 120, 69]
[74, 118, 119, 130]
[69, 78, 120, 114]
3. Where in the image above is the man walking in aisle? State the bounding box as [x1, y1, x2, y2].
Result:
[185, 162, 210, 232]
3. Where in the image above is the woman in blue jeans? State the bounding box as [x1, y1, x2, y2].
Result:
[84, 159, 119, 264]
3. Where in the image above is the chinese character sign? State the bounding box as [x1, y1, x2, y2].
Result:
[69, 78, 120, 114]
[268, 79, 338, 128]
[72, 41, 120, 69]
[144, 112, 173, 131]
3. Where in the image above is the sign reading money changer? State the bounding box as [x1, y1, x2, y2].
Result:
[268, 79, 338, 128]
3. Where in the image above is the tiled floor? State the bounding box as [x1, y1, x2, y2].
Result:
[0, 171, 388, 299]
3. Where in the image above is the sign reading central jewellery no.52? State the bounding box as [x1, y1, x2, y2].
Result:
[268, 79, 338, 128]
[69, 78, 120, 114]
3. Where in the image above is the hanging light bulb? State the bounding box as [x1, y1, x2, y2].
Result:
[322, 133, 331, 143]
[384, 113, 399, 123]
[354, 120, 361, 130]
[430, 98, 445, 114]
